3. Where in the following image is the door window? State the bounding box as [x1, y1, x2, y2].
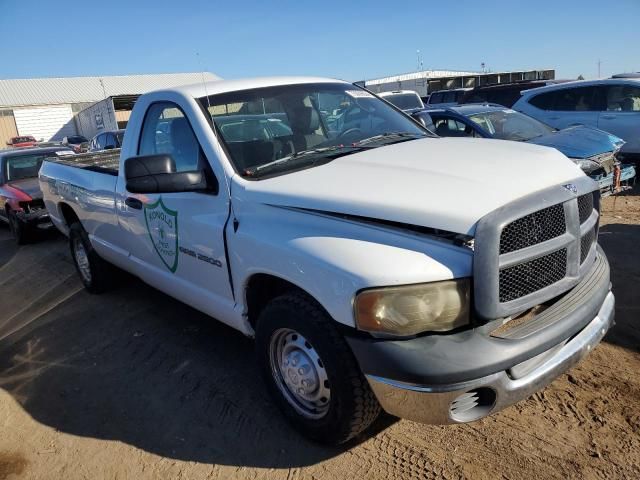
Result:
[554, 87, 600, 111]
[95, 133, 106, 150]
[104, 133, 116, 149]
[432, 116, 473, 137]
[528, 91, 557, 110]
[139, 102, 203, 172]
[605, 84, 640, 111]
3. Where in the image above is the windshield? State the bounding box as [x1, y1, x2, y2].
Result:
[3, 153, 57, 181]
[382, 93, 424, 110]
[200, 83, 429, 178]
[467, 109, 554, 141]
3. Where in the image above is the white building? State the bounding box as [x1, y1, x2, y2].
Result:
[0, 72, 219, 146]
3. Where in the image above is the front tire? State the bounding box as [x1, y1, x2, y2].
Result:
[256, 291, 381, 445]
[8, 210, 28, 245]
[69, 222, 115, 293]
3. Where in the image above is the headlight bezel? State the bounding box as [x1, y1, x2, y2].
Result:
[353, 278, 472, 338]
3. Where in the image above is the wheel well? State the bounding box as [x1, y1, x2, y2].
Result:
[58, 203, 80, 227]
[245, 274, 305, 329]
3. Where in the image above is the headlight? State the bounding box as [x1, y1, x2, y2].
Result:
[572, 158, 602, 174]
[354, 278, 471, 336]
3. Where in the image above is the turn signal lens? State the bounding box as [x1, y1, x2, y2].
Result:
[354, 279, 471, 336]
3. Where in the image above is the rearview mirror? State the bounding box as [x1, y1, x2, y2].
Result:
[124, 154, 218, 194]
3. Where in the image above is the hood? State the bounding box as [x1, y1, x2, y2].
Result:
[235, 137, 586, 235]
[527, 125, 624, 159]
[7, 177, 42, 200]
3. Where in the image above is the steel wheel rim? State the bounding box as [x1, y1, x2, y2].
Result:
[73, 237, 92, 283]
[269, 328, 331, 419]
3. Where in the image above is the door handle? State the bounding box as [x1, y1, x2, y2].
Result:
[125, 197, 143, 210]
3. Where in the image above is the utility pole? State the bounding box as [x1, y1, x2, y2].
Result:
[597, 59, 602, 78]
[416, 50, 423, 72]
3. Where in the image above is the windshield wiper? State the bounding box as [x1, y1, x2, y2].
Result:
[244, 145, 370, 177]
[355, 131, 427, 146]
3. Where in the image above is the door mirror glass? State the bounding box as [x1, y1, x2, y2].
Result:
[124, 154, 217, 194]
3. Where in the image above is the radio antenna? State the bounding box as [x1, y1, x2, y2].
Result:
[196, 52, 214, 132]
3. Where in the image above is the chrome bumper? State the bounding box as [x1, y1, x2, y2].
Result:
[366, 290, 615, 424]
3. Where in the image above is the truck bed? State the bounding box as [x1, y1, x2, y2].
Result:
[49, 150, 120, 175]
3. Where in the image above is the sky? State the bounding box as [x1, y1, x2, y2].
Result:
[1, 0, 639, 82]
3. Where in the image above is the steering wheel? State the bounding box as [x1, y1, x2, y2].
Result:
[337, 127, 363, 140]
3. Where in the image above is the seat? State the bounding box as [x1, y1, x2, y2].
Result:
[290, 106, 322, 151]
[435, 123, 450, 137]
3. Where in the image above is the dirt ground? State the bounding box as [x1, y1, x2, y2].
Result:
[0, 188, 639, 480]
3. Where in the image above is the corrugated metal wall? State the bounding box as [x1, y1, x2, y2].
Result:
[13, 104, 76, 141]
[0, 109, 18, 147]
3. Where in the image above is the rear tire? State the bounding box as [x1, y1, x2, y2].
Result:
[255, 291, 381, 445]
[8, 209, 29, 245]
[69, 222, 116, 293]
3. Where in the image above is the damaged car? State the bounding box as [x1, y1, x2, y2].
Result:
[415, 104, 635, 194]
[0, 146, 73, 243]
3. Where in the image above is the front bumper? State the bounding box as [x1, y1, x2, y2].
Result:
[366, 291, 613, 424]
[348, 249, 614, 424]
[16, 209, 53, 230]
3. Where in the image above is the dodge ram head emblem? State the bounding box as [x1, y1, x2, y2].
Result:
[144, 197, 179, 273]
[562, 183, 578, 194]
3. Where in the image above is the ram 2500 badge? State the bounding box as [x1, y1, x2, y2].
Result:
[39, 77, 614, 444]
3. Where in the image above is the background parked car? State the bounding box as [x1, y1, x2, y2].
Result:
[88, 129, 125, 152]
[61, 135, 89, 153]
[426, 88, 471, 106]
[378, 90, 425, 112]
[459, 80, 570, 108]
[417, 104, 635, 193]
[513, 79, 640, 168]
[6, 135, 38, 148]
[0, 146, 73, 243]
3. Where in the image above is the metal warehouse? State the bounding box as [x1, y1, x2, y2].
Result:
[359, 68, 555, 96]
[0, 72, 219, 146]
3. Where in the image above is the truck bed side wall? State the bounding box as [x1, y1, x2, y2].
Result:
[40, 161, 123, 264]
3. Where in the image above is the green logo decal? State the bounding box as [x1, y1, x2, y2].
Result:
[144, 197, 179, 273]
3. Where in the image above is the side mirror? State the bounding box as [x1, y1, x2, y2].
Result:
[124, 154, 218, 194]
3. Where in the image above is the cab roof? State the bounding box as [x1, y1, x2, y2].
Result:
[166, 76, 350, 100]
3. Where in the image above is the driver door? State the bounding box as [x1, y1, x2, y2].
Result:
[116, 101, 235, 321]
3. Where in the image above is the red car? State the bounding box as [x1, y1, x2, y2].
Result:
[6, 135, 38, 148]
[0, 146, 72, 243]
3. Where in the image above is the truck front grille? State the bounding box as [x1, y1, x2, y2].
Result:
[580, 227, 596, 264]
[474, 180, 600, 319]
[499, 204, 566, 254]
[578, 193, 594, 224]
[499, 249, 568, 303]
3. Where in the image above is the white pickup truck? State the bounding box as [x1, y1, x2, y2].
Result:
[39, 77, 614, 445]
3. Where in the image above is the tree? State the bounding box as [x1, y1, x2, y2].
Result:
[577, 74, 585, 80]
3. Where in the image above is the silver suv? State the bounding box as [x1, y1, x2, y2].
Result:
[513, 79, 640, 165]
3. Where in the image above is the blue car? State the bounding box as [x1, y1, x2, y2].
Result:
[412, 104, 635, 194]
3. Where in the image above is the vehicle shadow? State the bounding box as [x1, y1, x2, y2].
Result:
[598, 222, 640, 354]
[0, 270, 394, 469]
